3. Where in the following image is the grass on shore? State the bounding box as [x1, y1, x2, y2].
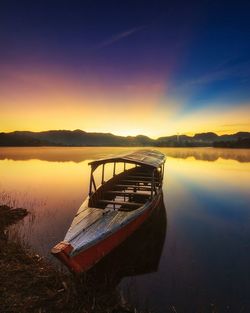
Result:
[0, 205, 133, 313]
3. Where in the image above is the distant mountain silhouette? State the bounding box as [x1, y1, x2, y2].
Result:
[193, 132, 218, 141]
[0, 130, 250, 147]
[213, 137, 250, 148]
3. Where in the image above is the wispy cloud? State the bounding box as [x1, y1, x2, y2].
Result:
[183, 58, 250, 89]
[221, 122, 250, 128]
[167, 57, 250, 103]
[97, 25, 146, 49]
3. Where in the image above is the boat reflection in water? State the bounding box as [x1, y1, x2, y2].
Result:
[85, 195, 167, 289]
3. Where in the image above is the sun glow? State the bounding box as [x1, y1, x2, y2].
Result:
[1, 68, 250, 137]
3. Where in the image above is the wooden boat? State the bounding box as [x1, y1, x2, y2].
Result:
[51, 149, 166, 273]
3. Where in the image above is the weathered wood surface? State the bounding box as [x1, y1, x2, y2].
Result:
[98, 200, 142, 207]
[105, 191, 150, 196]
[115, 184, 152, 190]
[89, 149, 166, 168]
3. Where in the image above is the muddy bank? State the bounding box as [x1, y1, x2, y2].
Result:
[0, 205, 132, 313]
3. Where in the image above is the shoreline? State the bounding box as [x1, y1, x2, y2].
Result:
[0, 205, 132, 313]
[0, 145, 250, 148]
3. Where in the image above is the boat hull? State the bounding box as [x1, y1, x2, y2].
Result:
[52, 192, 162, 273]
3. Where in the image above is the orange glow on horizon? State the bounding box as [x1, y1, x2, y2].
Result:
[1, 68, 250, 138]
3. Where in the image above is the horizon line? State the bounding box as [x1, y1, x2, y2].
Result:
[1, 129, 249, 140]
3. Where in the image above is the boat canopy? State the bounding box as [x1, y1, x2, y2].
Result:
[89, 149, 166, 169]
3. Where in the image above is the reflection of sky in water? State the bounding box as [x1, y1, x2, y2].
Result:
[122, 155, 250, 312]
[1, 147, 250, 311]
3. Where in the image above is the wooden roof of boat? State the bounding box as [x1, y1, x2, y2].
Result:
[89, 149, 166, 168]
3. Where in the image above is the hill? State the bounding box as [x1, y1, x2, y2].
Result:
[0, 130, 250, 147]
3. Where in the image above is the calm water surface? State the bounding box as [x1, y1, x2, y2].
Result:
[1, 147, 250, 312]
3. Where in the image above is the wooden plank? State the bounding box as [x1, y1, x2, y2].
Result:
[126, 175, 152, 179]
[132, 172, 152, 176]
[115, 184, 152, 190]
[98, 200, 142, 207]
[121, 179, 152, 184]
[105, 191, 150, 196]
[65, 208, 103, 242]
[70, 210, 119, 248]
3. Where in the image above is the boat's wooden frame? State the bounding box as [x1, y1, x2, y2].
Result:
[51, 150, 166, 273]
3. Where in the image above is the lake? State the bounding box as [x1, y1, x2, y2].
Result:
[1, 147, 250, 312]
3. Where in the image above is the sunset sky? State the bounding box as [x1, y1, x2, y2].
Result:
[1, 0, 250, 138]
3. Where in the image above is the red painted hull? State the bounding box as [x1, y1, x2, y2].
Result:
[52, 192, 162, 273]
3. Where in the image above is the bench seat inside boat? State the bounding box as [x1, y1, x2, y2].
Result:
[98, 199, 143, 207]
[105, 190, 150, 196]
[88, 165, 160, 210]
[126, 175, 152, 179]
[120, 179, 152, 184]
[115, 184, 152, 190]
